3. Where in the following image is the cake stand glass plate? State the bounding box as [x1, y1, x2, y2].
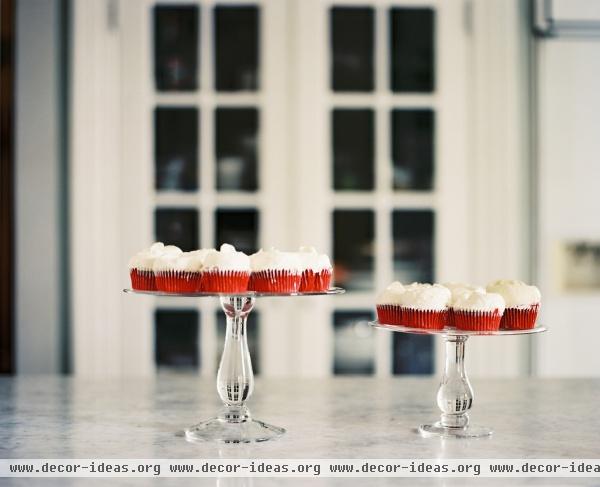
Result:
[370, 320, 547, 439]
[125, 287, 344, 443]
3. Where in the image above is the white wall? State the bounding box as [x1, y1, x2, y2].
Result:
[16, 0, 65, 373]
[536, 39, 600, 376]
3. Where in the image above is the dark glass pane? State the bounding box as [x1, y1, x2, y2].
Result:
[391, 109, 434, 190]
[333, 210, 374, 291]
[215, 108, 259, 191]
[330, 7, 374, 92]
[332, 109, 374, 190]
[333, 310, 375, 375]
[214, 6, 259, 91]
[393, 334, 433, 374]
[154, 6, 199, 91]
[392, 210, 434, 283]
[155, 208, 199, 251]
[216, 310, 260, 374]
[155, 309, 199, 368]
[215, 209, 258, 255]
[155, 107, 198, 191]
[390, 8, 434, 92]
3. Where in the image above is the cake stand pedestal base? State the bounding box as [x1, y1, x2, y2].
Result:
[185, 406, 285, 444]
[419, 422, 493, 439]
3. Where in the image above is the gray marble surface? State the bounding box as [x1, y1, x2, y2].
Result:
[1, 375, 599, 486]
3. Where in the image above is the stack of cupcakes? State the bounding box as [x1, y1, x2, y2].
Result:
[376, 279, 541, 331]
[128, 243, 334, 294]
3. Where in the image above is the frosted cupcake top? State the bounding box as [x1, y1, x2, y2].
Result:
[297, 246, 332, 272]
[453, 290, 505, 313]
[203, 244, 250, 272]
[485, 279, 541, 307]
[376, 281, 406, 305]
[154, 251, 204, 273]
[250, 248, 302, 273]
[399, 284, 451, 311]
[443, 282, 485, 306]
[129, 242, 179, 271]
[377, 282, 451, 310]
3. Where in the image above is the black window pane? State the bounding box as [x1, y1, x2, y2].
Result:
[155, 208, 199, 251]
[392, 109, 434, 190]
[215, 209, 258, 255]
[333, 210, 374, 291]
[390, 8, 434, 92]
[155, 107, 198, 191]
[330, 7, 374, 92]
[393, 210, 434, 284]
[333, 311, 375, 375]
[393, 334, 433, 374]
[216, 108, 259, 191]
[155, 309, 199, 368]
[154, 6, 199, 91]
[214, 6, 259, 91]
[217, 310, 260, 374]
[332, 109, 374, 190]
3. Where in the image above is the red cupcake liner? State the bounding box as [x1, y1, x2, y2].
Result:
[249, 270, 302, 293]
[447, 309, 456, 328]
[155, 271, 202, 293]
[501, 304, 539, 330]
[130, 269, 156, 291]
[376, 305, 447, 330]
[299, 269, 333, 292]
[454, 310, 502, 331]
[200, 270, 250, 293]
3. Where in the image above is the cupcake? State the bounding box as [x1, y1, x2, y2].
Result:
[248, 248, 302, 293]
[153, 247, 203, 293]
[201, 244, 251, 293]
[376, 281, 406, 325]
[443, 282, 485, 326]
[297, 246, 333, 292]
[376, 282, 450, 329]
[453, 290, 505, 331]
[128, 242, 167, 291]
[486, 280, 541, 330]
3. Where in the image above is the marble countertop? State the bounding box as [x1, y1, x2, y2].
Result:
[1, 375, 599, 486]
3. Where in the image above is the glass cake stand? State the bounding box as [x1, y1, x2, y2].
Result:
[125, 287, 344, 443]
[370, 321, 547, 439]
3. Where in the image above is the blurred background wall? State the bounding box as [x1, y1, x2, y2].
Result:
[15, 0, 67, 373]
[9, 0, 600, 378]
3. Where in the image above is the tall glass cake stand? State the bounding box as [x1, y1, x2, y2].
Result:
[370, 320, 546, 439]
[125, 287, 344, 443]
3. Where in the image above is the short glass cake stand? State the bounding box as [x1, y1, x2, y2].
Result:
[370, 321, 546, 439]
[125, 287, 344, 443]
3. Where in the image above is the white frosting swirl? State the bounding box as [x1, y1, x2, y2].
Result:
[203, 244, 250, 272]
[443, 282, 485, 306]
[398, 284, 451, 311]
[297, 246, 332, 272]
[250, 248, 302, 273]
[486, 279, 541, 307]
[128, 242, 179, 271]
[377, 282, 450, 310]
[453, 290, 505, 313]
[188, 248, 214, 264]
[376, 281, 405, 305]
